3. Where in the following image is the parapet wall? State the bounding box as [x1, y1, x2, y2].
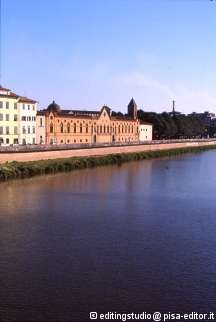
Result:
[0, 139, 216, 164]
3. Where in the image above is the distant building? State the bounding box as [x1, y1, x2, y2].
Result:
[36, 112, 46, 144]
[37, 98, 140, 145]
[139, 122, 153, 141]
[0, 86, 37, 145]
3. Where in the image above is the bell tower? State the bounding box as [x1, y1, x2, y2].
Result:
[128, 98, 137, 119]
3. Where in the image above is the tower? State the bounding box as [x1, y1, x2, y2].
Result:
[128, 98, 137, 119]
[172, 100, 175, 114]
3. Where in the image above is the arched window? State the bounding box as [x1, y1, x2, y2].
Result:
[74, 123, 76, 133]
[67, 123, 70, 133]
[80, 123, 82, 133]
[86, 124, 88, 133]
[100, 125, 102, 133]
[50, 123, 54, 133]
[122, 125, 124, 133]
[60, 122, 64, 133]
[107, 125, 109, 133]
[104, 125, 106, 133]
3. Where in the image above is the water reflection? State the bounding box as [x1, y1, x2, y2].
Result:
[1, 151, 216, 322]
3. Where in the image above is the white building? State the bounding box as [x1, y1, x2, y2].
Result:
[18, 97, 37, 145]
[36, 112, 46, 144]
[139, 122, 153, 142]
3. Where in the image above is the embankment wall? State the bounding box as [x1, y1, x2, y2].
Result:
[0, 140, 216, 164]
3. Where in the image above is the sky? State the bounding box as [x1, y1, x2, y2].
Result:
[1, 0, 216, 114]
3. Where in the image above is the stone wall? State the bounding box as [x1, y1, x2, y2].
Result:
[0, 139, 215, 164]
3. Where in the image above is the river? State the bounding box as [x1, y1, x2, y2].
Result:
[1, 151, 216, 321]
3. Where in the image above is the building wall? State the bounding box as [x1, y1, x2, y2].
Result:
[19, 102, 37, 144]
[44, 107, 139, 145]
[139, 124, 153, 141]
[0, 97, 19, 145]
[36, 114, 46, 144]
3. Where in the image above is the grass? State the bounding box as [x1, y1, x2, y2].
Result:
[0, 144, 216, 182]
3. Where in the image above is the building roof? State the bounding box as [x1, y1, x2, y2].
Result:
[18, 96, 37, 104]
[128, 97, 137, 109]
[0, 86, 36, 102]
[140, 121, 153, 126]
[47, 100, 61, 113]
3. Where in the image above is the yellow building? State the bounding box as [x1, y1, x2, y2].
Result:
[0, 86, 37, 145]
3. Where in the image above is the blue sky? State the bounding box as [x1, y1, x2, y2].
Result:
[2, 0, 216, 113]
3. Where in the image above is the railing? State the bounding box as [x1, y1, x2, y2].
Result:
[0, 138, 216, 153]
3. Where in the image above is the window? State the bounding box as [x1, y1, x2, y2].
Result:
[50, 123, 53, 133]
[22, 139, 26, 145]
[0, 102, 3, 108]
[0, 137, 3, 144]
[32, 127, 35, 134]
[6, 114, 9, 121]
[74, 123, 76, 133]
[14, 114, 18, 121]
[23, 104, 25, 110]
[14, 138, 18, 144]
[67, 123, 70, 133]
[100, 125, 102, 133]
[80, 124, 82, 133]
[23, 127, 26, 134]
[28, 105, 30, 110]
[40, 118, 43, 126]
[86, 124, 88, 133]
[60, 123, 64, 133]
[0, 127, 3, 135]
[104, 125, 106, 133]
[14, 126, 18, 135]
[0, 114, 3, 121]
[6, 126, 9, 135]
[6, 138, 9, 144]
[28, 127, 31, 134]
[33, 138, 35, 144]
[33, 105, 35, 111]
[14, 103, 17, 110]
[22, 116, 26, 121]
[6, 102, 9, 109]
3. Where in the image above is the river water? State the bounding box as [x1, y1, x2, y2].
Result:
[0, 151, 216, 321]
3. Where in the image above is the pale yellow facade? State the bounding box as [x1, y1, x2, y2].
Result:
[0, 90, 19, 145]
[0, 87, 37, 145]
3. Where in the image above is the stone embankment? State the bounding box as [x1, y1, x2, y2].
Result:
[0, 139, 215, 164]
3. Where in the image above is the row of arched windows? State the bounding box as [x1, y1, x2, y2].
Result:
[50, 122, 137, 135]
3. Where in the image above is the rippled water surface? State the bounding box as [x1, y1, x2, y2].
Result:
[1, 151, 216, 321]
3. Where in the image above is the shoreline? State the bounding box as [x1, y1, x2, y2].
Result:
[0, 144, 216, 182]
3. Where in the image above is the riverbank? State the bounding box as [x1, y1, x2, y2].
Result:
[0, 144, 216, 182]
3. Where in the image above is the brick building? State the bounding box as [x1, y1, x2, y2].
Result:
[37, 98, 140, 145]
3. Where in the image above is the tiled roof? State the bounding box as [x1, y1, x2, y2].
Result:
[140, 121, 153, 125]
[18, 96, 37, 104]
